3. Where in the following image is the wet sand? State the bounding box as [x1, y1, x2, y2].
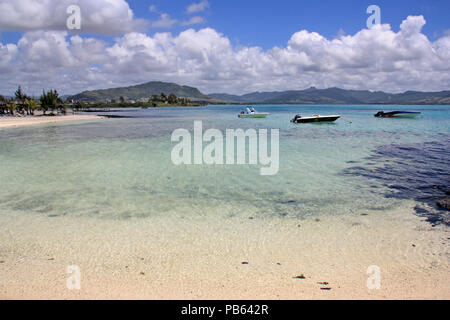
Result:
[0, 203, 448, 300]
[0, 115, 104, 129]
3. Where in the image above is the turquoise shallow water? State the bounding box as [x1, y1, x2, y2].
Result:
[0, 105, 449, 222]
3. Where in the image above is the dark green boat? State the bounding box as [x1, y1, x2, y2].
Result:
[374, 111, 421, 118]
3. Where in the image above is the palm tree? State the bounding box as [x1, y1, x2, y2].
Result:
[40, 90, 59, 115]
[15, 86, 24, 102]
[7, 102, 16, 116]
[24, 98, 39, 115]
[15, 86, 32, 114]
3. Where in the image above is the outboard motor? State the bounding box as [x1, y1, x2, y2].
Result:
[374, 111, 385, 118]
[291, 115, 301, 123]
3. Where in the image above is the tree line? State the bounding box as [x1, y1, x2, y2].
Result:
[0, 86, 66, 116]
[0, 87, 206, 116]
[115, 93, 193, 106]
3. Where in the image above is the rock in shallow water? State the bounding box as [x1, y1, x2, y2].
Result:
[437, 197, 450, 210]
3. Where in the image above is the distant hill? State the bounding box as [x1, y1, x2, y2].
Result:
[209, 87, 450, 105]
[69, 81, 450, 105]
[69, 81, 212, 102]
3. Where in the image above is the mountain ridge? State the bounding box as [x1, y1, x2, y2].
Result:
[69, 81, 450, 105]
[209, 87, 450, 105]
[69, 81, 212, 102]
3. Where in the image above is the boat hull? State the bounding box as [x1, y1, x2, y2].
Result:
[374, 111, 421, 118]
[292, 115, 340, 123]
[238, 113, 269, 118]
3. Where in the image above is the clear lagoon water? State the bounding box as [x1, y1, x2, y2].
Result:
[0, 105, 449, 224]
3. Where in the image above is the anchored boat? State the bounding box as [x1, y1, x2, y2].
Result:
[374, 111, 421, 118]
[238, 107, 269, 118]
[291, 114, 341, 123]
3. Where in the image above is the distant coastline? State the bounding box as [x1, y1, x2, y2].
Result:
[2, 82, 449, 111]
[64, 81, 450, 106]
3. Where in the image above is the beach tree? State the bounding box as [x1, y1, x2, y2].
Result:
[15, 86, 30, 102]
[7, 102, 16, 115]
[15, 86, 24, 102]
[40, 89, 60, 115]
[168, 93, 177, 104]
[15, 86, 32, 114]
[40, 91, 48, 115]
[160, 93, 167, 102]
[74, 101, 84, 112]
[17, 86, 36, 114]
[0, 95, 5, 114]
[24, 98, 39, 116]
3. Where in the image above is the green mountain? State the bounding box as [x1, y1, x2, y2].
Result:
[69, 81, 212, 102]
[69, 81, 450, 105]
[209, 87, 450, 105]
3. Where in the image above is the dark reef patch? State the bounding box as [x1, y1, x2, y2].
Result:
[343, 139, 450, 226]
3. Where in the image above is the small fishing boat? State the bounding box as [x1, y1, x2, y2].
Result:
[374, 111, 421, 118]
[238, 107, 269, 118]
[291, 114, 341, 123]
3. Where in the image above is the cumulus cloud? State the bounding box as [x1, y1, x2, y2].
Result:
[186, 1, 209, 14]
[0, 0, 147, 35]
[0, 43, 17, 71]
[0, 15, 449, 96]
[149, 5, 205, 28]
[152, 13, 178, 28]
[181, 16, 206, 26]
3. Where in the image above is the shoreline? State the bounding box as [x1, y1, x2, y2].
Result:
[0, 204, 448, 300]
[0, 115, 105, 129]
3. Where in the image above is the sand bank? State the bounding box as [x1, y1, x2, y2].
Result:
[0, 115, 104, 129]
[0, 203, 448, 300]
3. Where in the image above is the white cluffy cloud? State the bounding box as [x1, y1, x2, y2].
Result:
[0, 0, 147, 34]
[0, 15, 449, 96]
[181, 16, 206, 26]
[152, 13, 178, 28]
[186, 1, 210, 14]
[149, 4, 205, 28]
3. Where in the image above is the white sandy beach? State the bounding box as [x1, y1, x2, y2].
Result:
[0, 115, 104, 129]
[0, 203, 448, 300]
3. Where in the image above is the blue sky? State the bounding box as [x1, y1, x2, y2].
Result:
[175, 1, 444, 45]
[133, 0, 450, 47]
[1, 0, 449, 48]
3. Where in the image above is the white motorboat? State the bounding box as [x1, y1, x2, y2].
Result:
[291, 114, 341, 123]
[238, 107, 269, 118]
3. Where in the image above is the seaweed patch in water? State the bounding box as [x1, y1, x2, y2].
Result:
[343, 140, 450, 226]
